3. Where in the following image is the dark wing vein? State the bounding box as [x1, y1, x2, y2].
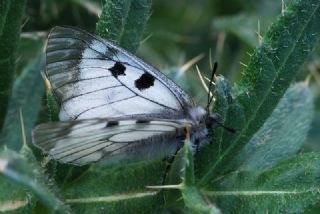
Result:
[33, 118, 186, 165]
[54, 128, 172, 161]
[55, 140, 115, 160]
[54, 75, 112, 91]
[46, 27, 194, 119]
[62, 85, 122, 103]
[74, 95, 137, 119]
[47, 57, 183, 112]
[72, 142, 129, 164]
[113, 75, 182, 110]
[48, 36, 144, 71]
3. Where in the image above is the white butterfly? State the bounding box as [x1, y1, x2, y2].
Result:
[32, 26, 226, 166]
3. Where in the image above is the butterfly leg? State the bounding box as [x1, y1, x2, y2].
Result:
[193, 139, 201, 157]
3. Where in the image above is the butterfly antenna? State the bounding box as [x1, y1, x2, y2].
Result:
[209, 115, 236, 133]
[206, 62, 218, 110]
[216, 121, 236, 133]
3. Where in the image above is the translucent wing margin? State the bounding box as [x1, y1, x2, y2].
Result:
[46, 26, 194, 121]
[32, 119, 187, 165]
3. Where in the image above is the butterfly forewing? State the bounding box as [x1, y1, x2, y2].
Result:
[46, 26, 194, 121]
[32, 119, 187, 165]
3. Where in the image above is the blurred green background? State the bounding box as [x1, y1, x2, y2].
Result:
[19, 0, 319, 149]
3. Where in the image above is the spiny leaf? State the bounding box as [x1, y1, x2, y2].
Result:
[181, 133, 195, 186]
[96, 0, 152, 53]
[0, 150, 32, 213]
[119, 0, 152, 52]
[61, 161, 164, 213]
[0, 53, 44, 150]
[207, 153, 320, 213]
[235, 83, 314, 171]
[180, 137, 222, 214]
[0, 0, 27, 131]
[0, 178, 31, 213]
[0, 146, 71, 213]
[95, 0, 131, 42]
[200, 0, 320, 185]
[64, 191, 161, 214]
[182, 186, 221, 214]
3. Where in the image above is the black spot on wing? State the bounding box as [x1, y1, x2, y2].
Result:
[108, 62, 126, 77]
[135, 72, 155, 91]
[106, 121, 119, 127]
[136, 120, 150, 124]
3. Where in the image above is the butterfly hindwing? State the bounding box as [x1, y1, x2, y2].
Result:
[46, 26, 194, 121]
[32, 118, 188, 165]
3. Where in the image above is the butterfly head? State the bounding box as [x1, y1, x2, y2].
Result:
[187, 106, 235, 133]
[204, 114, 220, 129]
[188, 106, 206, 123]
[188, 106, 214, 127]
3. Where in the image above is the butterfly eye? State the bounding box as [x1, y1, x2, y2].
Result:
[205, 116, 217, 128]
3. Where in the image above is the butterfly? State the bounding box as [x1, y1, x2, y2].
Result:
[32, 26, 231, 166]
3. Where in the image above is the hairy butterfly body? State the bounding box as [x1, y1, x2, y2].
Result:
[32, 26, 219, 166]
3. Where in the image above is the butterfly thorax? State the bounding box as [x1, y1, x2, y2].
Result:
[186, 106, 218, 148]
[187, 106, 218, 127]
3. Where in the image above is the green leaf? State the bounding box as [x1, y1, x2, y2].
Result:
[159, 136, 222, 213]
[235, 83, 314, 171]
[0, 176, 32, 213]
[16, 33, 46, 75]
[182, 186, 221, 214]
[0, 0, 10, 37]
[206, 153, 320, 213]
[182, 137, 195, 186]
[95, 0, 152, 53]
[0, 54, 44, 150]
[0, 0, 27, 131]
[0, 146, 70, 213]
[61, 162, 165, 213]
[0, 149, 32, 213]
[200, 0, 320, 185]
[180, 138, 222, 214]
[118, 0, 152, 53]
[95, 0, 130, 42]
[197, 83, 316, 213]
